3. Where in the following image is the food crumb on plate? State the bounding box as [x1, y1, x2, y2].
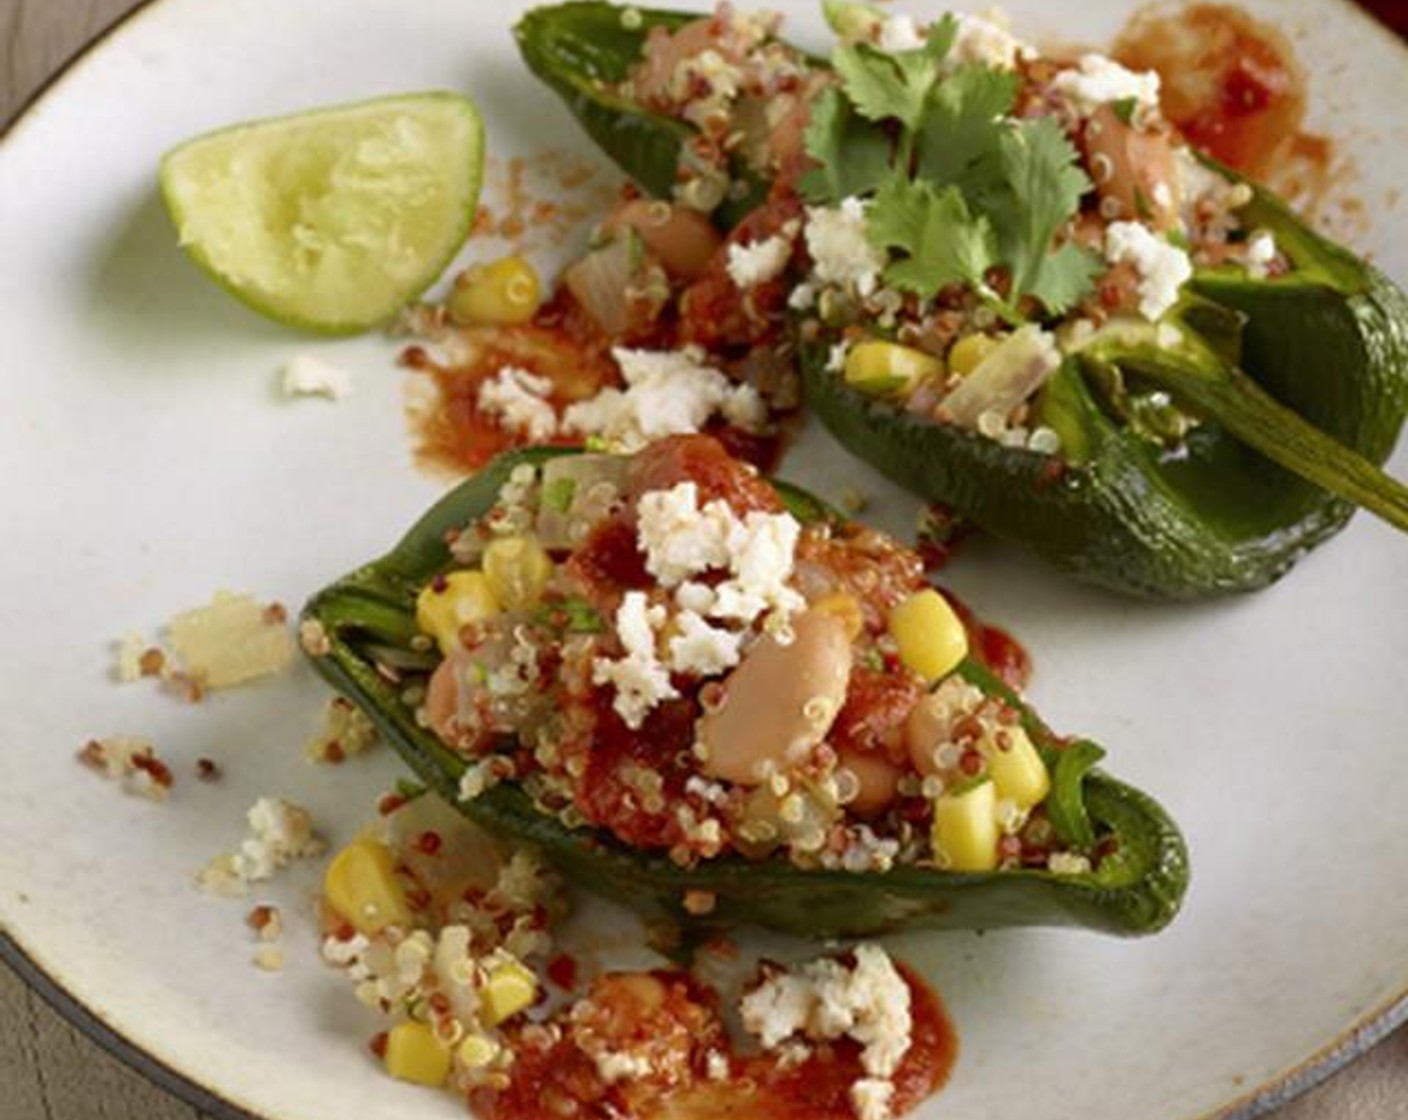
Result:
[281, 353, 353, 400]
[77, 736, 174, 800]
[305, 696, 379, 763]
[196, 796, 325, 898]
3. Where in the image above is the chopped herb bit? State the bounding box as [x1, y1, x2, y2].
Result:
[1111, 96, 1138, 125]
[543, 476, 577, 513]
[394, 778, 427, 801]
[538, 597, 605, 635]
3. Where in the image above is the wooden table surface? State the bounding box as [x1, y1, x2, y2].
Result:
[2, 0, 1405, 1117]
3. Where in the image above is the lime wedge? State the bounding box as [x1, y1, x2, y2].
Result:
[159, 92, 484, 334]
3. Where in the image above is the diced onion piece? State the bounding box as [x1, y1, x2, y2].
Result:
[563, 232, 640, 336]
[937, 324, 1061, 428]
[534, 453, 630, 550]
[166, 591, 293, 688]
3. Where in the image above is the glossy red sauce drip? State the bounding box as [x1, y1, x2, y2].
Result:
[1114, 4, 1331, 190]
[943, 590, 1033, 693]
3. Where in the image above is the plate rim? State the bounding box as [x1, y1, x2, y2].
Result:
[1, 1, 1404, 1118]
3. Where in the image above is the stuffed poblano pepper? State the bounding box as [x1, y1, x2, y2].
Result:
[514, 1, 1408, 597]
[302, 434, 1186, 938]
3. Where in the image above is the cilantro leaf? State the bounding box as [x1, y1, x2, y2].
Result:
[867, 179, 998, 299]
[830, 18, 957, 132]
[981, 117, 1093, 309]
[1027, 241, 1104, 316]
[799, 85, 894, 203]
[914, 64, 1019, 190]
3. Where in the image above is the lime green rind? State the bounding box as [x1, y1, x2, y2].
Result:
[158, 91, 485, 335]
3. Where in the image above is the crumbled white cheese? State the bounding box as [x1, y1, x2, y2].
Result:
[788, 281, 818, 311]
[637, 482, 736, 586]
[876, 14, 925, 52]
[950, 11, 1033, 71]
[637, 482, 804, 625]
[1052, 54, 1161, 119]
[668, 610, 745, 676]
[851, 1078, 896, 1120]
[196, 797, 324, 897]
[1103, 221, 1192, 321]
[281, 354, 353, 401]
[726, 223, 797, 288]
[592, 592, 678, 729]
[562, 347, 764, 451]
[714, 511, 805, 623]
[825, 340, 851, 373]
[741, 944, 913, 1120]
[1244, 229, 1278, 279]
[804, 198, 886, 298]
[477, 366, 559, 442]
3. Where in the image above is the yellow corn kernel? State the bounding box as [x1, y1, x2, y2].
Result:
[947, 333, 1002, 378]
[448, 256, 542, 326]
[810, 592, 864, 641]
[480, 956, 538, 1026]
[415, 570, 499, 656]
[932, 780, 999, 871]
[384, 1021, 451, 1087]
[843, 340, 942, 396]
[456, 1033, 500, 1070]
[323, 838, 412, 935]
[888, 589, 968, 683]
[482, 536, 553, 611]
[983, 724, 1051, 810]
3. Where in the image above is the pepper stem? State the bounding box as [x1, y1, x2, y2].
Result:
[1115, 350, 1408, 534]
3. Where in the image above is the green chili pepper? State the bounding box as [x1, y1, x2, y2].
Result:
[301, 446, 1187, 937]
[514, 1, 1408, 597]
[515, 1, 786, 227]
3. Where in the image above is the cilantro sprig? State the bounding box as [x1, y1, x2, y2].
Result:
[801, 15, 1099, 321]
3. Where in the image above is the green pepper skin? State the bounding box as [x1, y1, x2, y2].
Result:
[514, 1, 784, 227]
[515, 1, 1408, 597]
[301, 447, 1188, 938]
[803, 191, 1408, 597]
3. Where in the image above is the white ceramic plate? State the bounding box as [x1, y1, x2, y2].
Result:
[2, 1, 1405, 1118]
